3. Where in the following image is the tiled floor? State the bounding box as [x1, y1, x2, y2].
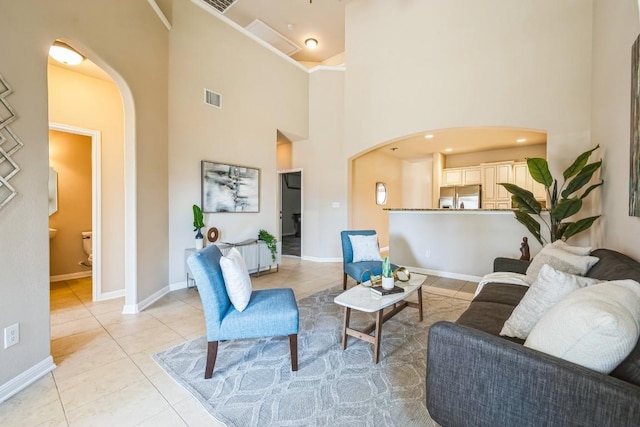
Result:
[0, 258, 476, 426]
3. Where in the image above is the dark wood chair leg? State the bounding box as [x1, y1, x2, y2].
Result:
[204, 341, 218, 379]
[343, 273, 347, 290]
[289, 334, 298, 371]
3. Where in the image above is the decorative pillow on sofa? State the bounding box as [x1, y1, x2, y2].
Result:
[524, 279, 640, 373]
[552, 240, 592, 256]
[526, 244, 599, 282]
[219, 247, 252, 312]
[500, 265, 601, 339]
[349, 234, 382, 263]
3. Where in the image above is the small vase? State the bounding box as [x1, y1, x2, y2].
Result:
[382, 276, 395, 290]
[195, 229, 204, 250]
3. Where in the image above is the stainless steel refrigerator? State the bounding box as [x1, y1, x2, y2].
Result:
[438, 184, 481, 209]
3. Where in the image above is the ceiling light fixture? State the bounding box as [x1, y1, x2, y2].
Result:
[444, 148, 453, 152]
[516, 138, 527, 143]
[305, 38, 318, 49]
[424, 134, 434, 139]
[49, 41, 84, 66]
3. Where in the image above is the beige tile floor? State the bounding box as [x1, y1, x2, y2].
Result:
[0, 257, 476, 426]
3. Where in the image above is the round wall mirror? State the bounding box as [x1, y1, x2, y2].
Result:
[376, 182, 387, 205]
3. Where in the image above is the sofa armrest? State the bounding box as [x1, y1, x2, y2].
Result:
[426, 321, 640, 427]
[493, 257, 530, 274]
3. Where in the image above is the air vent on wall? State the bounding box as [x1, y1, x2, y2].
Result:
[201, 0, 238, 14]
[204, 89, 222, 108]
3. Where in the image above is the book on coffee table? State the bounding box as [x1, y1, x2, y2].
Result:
[370, 285, 405, 296]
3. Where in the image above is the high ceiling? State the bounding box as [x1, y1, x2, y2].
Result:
[217, 0, 346, 63]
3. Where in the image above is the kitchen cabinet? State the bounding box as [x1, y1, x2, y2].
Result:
[442, 166, 482, 187]
[481, 161, 513, 209]
[513, 162, 546, 201]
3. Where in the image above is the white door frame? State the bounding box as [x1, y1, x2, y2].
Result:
[49, 122, 102, 301]
[277, 168, 303, 255]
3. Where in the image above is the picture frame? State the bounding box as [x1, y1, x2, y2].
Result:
[201, 160, 260, 213]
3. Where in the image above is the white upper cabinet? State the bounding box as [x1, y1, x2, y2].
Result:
[442, 166, 482, 187]
[513, 162, 547, 201]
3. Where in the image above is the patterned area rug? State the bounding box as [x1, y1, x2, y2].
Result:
[153, 286, 469, 426]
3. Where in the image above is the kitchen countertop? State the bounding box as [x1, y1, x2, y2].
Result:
[384, 208, 517, 212]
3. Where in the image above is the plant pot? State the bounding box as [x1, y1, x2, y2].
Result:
[381, 276, 395, 290]
[195, 229, 204, 250]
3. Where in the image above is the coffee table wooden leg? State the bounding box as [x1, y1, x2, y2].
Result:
[342, 307, 351, 350]
[373, 309, 383, 364]
[418, 286, 423, 322]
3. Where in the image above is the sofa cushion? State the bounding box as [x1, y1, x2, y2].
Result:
[456, 301, 524, 344]
[472, 282, 529, 306]
[552, 240, 592, 255]
[500, 265, 601, 340]
[587, 249, 640, 282]
[526, 244, 599, 282]
[524, 280, 640, 373]
[611, 338, 640, 387]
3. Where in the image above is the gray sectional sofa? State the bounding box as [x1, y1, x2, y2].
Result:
[425, 249, 640, 427]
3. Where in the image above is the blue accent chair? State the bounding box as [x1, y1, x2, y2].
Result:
[340, 230, 398, 290]
[187, 245, 299, 379]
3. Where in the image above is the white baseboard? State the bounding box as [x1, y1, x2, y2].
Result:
[98, 289, 125, 301]
[50, 271, 92, 282]
[136, 285, 170, 312]
[409, 266, 481, 283]
[301, 255, 342, 263]
[169, 281, 188, 291]
[0, 356, 56, 404]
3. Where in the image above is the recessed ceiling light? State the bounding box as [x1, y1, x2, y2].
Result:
[305, 38, 318, 49]
[444, 148, 453, 152]
[516, 138, 527, 143]
[424, 134, 434, 139]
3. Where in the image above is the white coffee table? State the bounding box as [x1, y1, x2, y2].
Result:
[334, 273, 427, 364]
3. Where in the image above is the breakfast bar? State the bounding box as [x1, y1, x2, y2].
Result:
[387, 209, 548, 280]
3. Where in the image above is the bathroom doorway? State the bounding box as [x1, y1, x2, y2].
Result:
[48, 124, 102, 300]
[279, 170, 302, 257]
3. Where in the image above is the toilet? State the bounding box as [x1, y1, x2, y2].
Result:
[82, 231, 93, 267]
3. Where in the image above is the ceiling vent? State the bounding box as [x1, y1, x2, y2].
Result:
[201, 0, 238, 14]
[204, 89, 222, 108]
[245, 19, 301, 57]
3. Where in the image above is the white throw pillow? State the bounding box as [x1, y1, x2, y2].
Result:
[349, 234, 382, 263]
[219, 247, 252, 312]
[524, 280, 640, 373]
[500, 265, 601, 339]
[526, 244, 599, 282]
[552, 240, 592, 256]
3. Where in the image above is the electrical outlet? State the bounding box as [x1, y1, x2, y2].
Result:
[4, 323, 19, 349]
[425, 250, 431, 258]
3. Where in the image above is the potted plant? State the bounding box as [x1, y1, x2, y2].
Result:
[193, 204, 205, 249]
[381, 256, 395, 290]
[499, 145, 603, 245]
[258, 229, 278, 262]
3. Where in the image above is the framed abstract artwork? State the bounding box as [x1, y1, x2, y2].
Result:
[201, 160, 260, 213]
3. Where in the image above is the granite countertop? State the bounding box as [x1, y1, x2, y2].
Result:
[384, 208, 516, 212]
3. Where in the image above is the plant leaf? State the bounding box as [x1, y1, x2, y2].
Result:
[500, 183, 541, 213]
[551, 198, 582, 221]
[554, 222, 571, 241]
[527, 158, 553, 187]
[563, 145, 600, 180]
[550, 180, 558, 207]
[580, 180, 604, 200]
[563, 215, 601, 240]
[514, 211, 543, 245]
[561, 161, 602, 198]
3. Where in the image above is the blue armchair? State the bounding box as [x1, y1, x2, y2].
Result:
[187, 245, 299, 379]
[340, 230, 398, 290]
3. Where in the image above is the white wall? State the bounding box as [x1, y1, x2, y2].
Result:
[0, 0, 168, 391]
[294, 69, 346, 260]
[344, 0, 593, 181]
[402, 160, 433, 209]
[591, 0, 640, 259]
[167, 0, 309, 283]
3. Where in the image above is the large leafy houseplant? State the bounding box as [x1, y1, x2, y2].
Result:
[499, 145, 603, 245]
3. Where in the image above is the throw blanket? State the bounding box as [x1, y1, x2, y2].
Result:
[474, 272, 532, 297]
